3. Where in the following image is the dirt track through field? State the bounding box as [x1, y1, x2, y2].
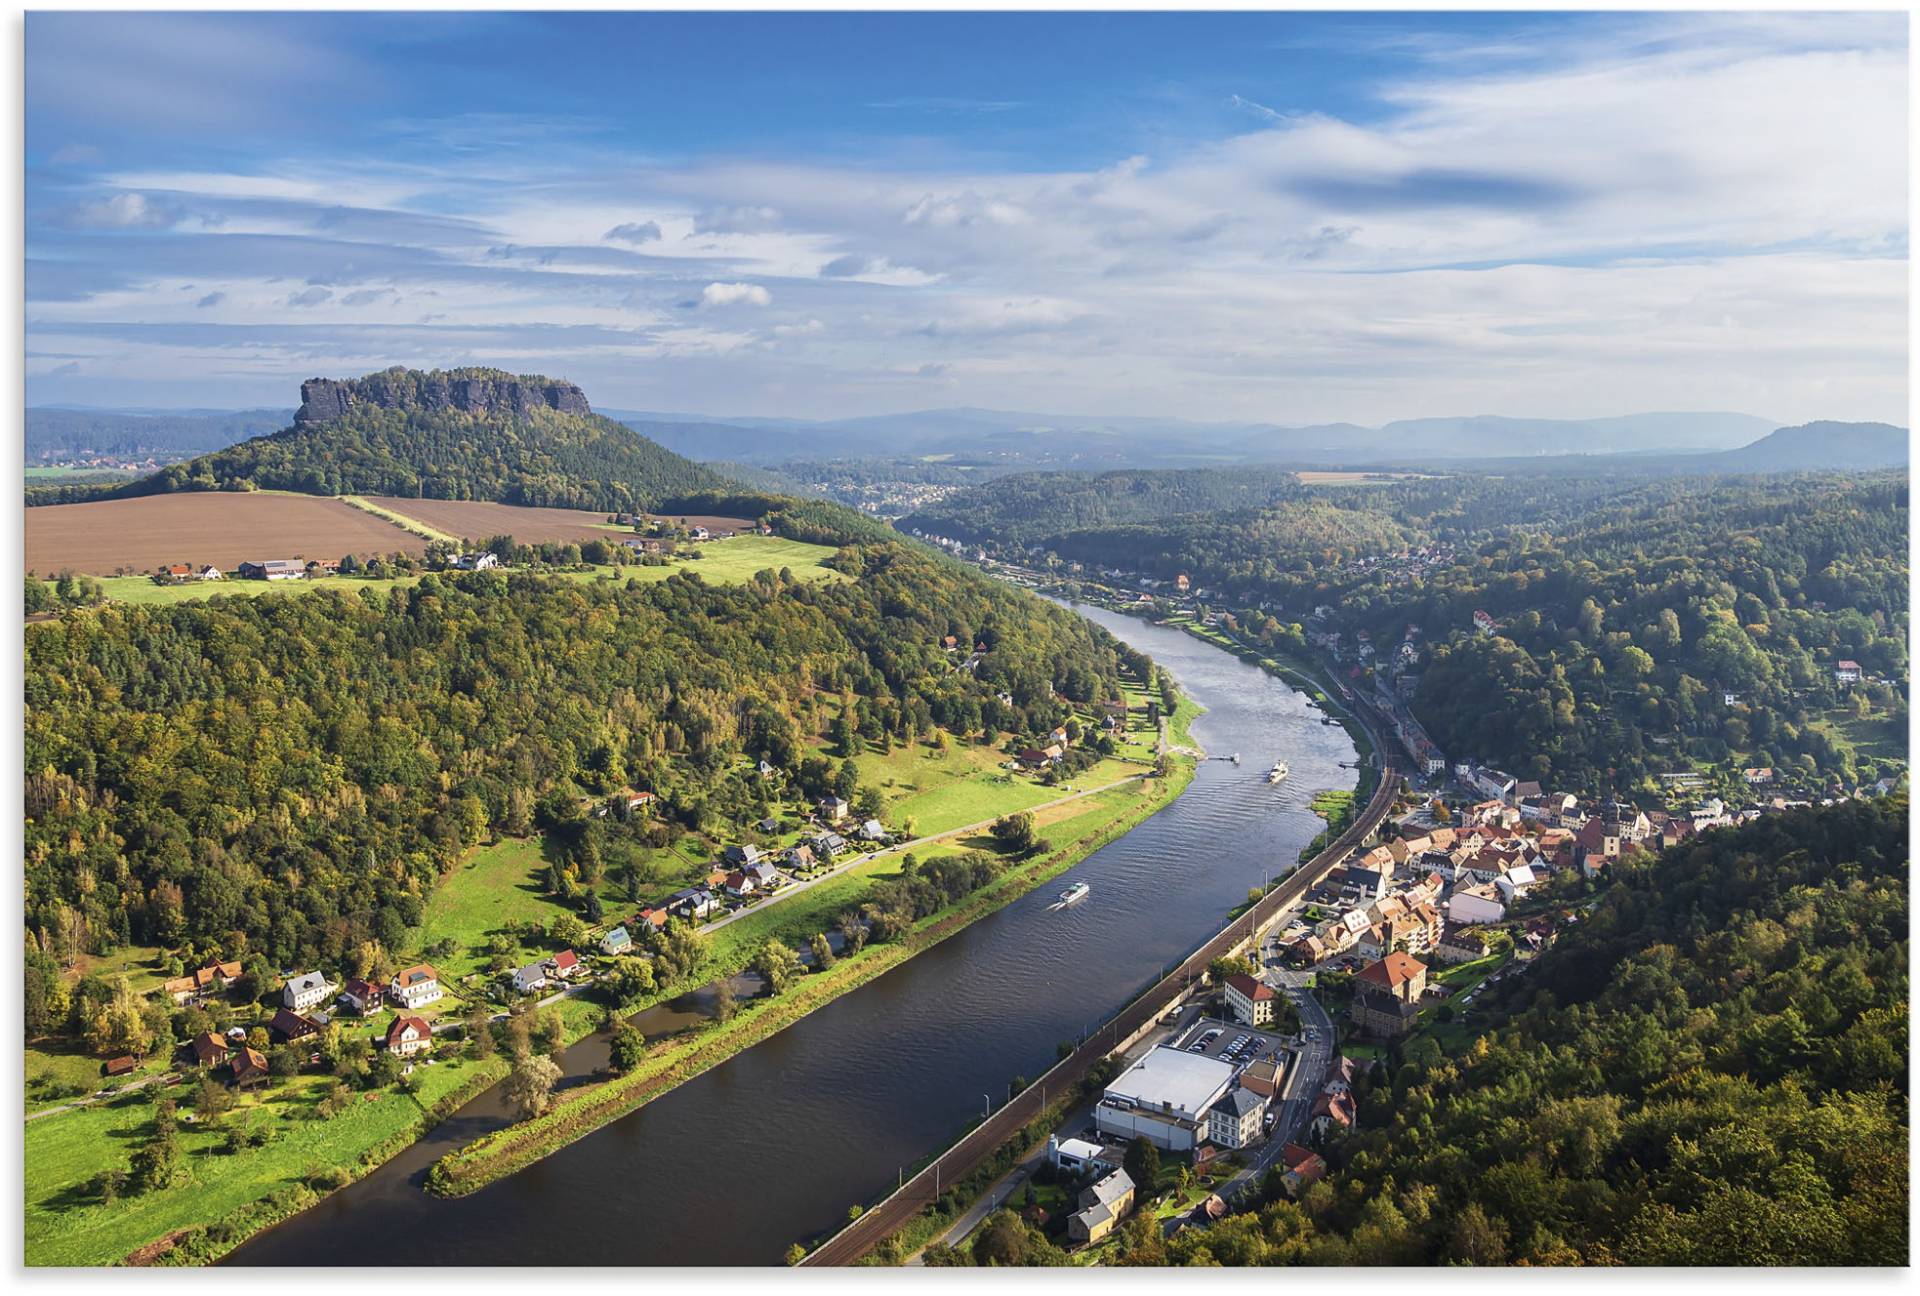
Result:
[361, 498, 624, 547]
[25, 494, 428, 575]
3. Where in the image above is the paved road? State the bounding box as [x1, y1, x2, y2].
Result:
[801, 714, 1405, 1265]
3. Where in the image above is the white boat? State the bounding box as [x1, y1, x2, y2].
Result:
[1267, 761, 1290, 784]
[1058, 882, 1090, 906]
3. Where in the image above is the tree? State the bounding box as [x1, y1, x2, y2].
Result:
[1448, 1203, 1510, 1265]
[130, 1124, 182, 1193]
[991, 812, 1037, 854]
[711, 978, 737, 1023]
[607, 1023, 646, 1074]
[784, 1243, 807, 1266]
[1124, 1137, 1160, 1191]
[753, 940, 801, 996]
[193, 1075, 235, 1127]
[503, 1054, 562, 1120]
[808, 932, 836, 972]
[837, 911, 869, 956]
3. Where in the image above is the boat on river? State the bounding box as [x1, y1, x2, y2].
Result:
[1057, 882, 1091, 906]
[1267, 760, 1290, 784]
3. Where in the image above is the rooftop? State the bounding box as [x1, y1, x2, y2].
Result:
[1104, 1046, 1236, 1123]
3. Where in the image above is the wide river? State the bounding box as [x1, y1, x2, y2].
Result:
[229, 603, 1356, 1266]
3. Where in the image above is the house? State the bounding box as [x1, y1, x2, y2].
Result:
[1448, 883, 1507, 926]
[189, 1032, 229, 1068]
[634, 906, 671, 933]
[1222, 973, 1278, 1027]
[666, 887, 721, 920]
[744, 861, 783, 891]
[388, 964, 443, 1010]
[306, 557, 342, 575]
[1047, 1136, 1119, 1176]
[784, 844, 816, 872]
[1835, 660, 1862, 684]
[340, 978, 384, 1015]
[236, 559, 304, 581]
[689, 526, 710, 541]
[1206, 1086, 1267, 1150]
[230, 1045, 270, 1089]
[818, 796, 850, 823]
[722, 869, 758, 898]
[164, 959, 245, 1006]
[269, 1008, 319, 1043]
[810, 832, 848, 859]
[723, 843, 763, 867]
[1350, 952, 1428, 1039]
[103, 1055, 137, 1078]
[1494, 863, 1539, 903]
[1310, 1089, 1356, 1137]
[626, 790, 656, 814]
[601, 926, 634, 956]
[386, 1014, 433, 1058]
[549, 949, 582, 980]
[162, 563, 192, 579]
[1472, 609, 1497, 635]
[858, 818, 889, 843]
[282, 970, 334, 1012]
[1433, 926, 1491, 966]
[455, 551, 499, 570]
[1238, 1057, 1284, 1100]
[512, 958, 551, 995]
[197, 565, 224, 581]
[1067, 1169, 1136, 1246]
[1016, 747, 1053, 770]
[757, 759, 777, 778]
[1280, 1144, 1328, 1192]
[1175, 573, 1191, 593]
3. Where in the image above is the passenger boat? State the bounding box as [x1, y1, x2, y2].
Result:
[1267, 760, 1290, 784]
[1057, 882, 1091, 905]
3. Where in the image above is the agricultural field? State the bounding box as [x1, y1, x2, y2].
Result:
[25, 492, 426, 576]
[1295, 470, 1439, 486]
[360, 497, 628, 547]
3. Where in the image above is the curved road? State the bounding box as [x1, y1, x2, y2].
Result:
[802, 698, 1405, 1266]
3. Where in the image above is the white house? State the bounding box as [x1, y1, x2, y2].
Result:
[282, 971, 333, 1012]
[1448, 884, 1507, 926]
[601, 926, 634, 955]
[1047, 1136, 1117, 1176]
[1494, 864, 1539, 904]
[1222, 973, 1278, 1027]
[388, 964, 443, 1010]
[1205, 1087, 1267, 1150]
[511, 958, 550, 995]
[1835, 660, 1862, 684]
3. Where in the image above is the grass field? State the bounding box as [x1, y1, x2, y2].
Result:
[413, 837, 568, 981]
[24, 1049, 497, 1267]
[1811, 706, 1908, 766]
[55, 572, 428, 607]
[551, 535, 847, 587]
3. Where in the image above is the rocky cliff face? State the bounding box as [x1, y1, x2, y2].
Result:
[296, 366, 592, 425]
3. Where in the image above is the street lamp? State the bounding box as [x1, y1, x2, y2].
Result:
[983, 1093, 992, 1120]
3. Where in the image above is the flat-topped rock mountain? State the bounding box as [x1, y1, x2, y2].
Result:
[296, 366, 591, 425]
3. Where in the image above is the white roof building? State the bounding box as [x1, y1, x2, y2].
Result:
[1103, 1047, 1235, 1124]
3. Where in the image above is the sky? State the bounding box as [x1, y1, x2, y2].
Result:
[22, 10, 1911, 424]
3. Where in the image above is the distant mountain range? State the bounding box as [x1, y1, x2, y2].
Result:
[27, 396, 1908, 478]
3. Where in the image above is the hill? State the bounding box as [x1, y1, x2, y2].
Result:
[1711, 420, 1909, 472]
[899, 465, 1308, 546]
[104, 367, 727, 514]
[26, 407, 288, 464]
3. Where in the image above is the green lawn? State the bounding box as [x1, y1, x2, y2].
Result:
[27, 1041, 169, 1113]
[553, 535, 846, 587]
[412, 837, 575, 982]
[1812, 707, 1909, 765]
[53, 573, 426, 607]
[25, 1053, 495, 1267]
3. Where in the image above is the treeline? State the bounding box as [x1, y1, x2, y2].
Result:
[26, 407, 285, 463]
[24, 542, 1134, 974]
[1002, 471, 1909, 792]
[898, 465, 1308, 546]
[95, 403, 725, 514]
[1111, 796, 1908, 1266]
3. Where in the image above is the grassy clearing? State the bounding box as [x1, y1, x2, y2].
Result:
[338, 495, 462, 544]
[53, 573, 425, 607]
[412, 837, 567, 981]
[552, 535, 847, 587]
[24, 1051, 503, 1267]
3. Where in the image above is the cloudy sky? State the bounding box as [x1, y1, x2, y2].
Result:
[23, 10, 1909, 423]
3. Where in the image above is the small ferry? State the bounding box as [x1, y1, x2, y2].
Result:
[1057, 882, 1091, 906]
[1267, 760, 1290, 784]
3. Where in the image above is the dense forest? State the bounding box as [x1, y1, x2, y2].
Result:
[1103, 796, 1908, 1266]
[24, 535, 1149, 981]
[956, 470, 1909, 792]
[80, 368, 728, 514]
[899, 465, 1308, 546]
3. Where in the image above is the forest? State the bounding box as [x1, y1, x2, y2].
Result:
[24, 535, 1148, 987]
[1103, 795, 1909, 1266]
[899, 465, 1308, 546]
[952, 470, 1908, 793]
[85, 400, 724, 514]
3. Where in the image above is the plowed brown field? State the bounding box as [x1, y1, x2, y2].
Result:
[25, 493, 427, 575]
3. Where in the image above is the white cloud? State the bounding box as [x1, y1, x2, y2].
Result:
[605, 220, 662, 245]
[700, 281, 772, 308]
[62, 192, 178, 229]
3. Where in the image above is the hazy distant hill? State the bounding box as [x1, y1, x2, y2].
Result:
[26, 407, 290, 463]
[102, 367, 726, 513]
[617, 405, 1779, 468]
[1710, 420, 1909, 472]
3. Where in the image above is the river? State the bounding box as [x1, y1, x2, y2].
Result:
[228, 602, 1356, 1266]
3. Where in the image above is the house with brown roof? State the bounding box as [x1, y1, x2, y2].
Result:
[1222, 973, 1278, 1027]
[270, 1008, 319, 1043]
[1310, 1089, 1356, 1137]
[386, 1015, 433, 1058]
[1351, 952, 1428, 1038]
[340, 978, 384, 1015]
[230, 1045, 270, 1089]
[188, 1031, 230, 1068]
[103, 1055, 137, 1078]
[388, 964, 443, 1010]
[1280, 1144, 1327, 1192]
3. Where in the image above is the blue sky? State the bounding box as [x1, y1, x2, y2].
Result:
[24, 10, 1910, 423]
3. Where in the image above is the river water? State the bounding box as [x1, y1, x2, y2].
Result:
[228, 603, 1355, 1267]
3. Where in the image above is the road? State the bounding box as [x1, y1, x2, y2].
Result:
[25, 1069, 180, 1122]
[801, 709, 1405, 1265]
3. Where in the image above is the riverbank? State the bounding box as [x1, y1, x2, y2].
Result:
[425, 755, 1196, 1198]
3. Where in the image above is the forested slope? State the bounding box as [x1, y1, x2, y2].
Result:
[25, 536, 1148, 980]
[1112, 796, 1909, 1266]
[899, 465, 1307, 546]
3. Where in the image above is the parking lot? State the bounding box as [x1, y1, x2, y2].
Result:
[1168, 1015, 1295, 1069]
